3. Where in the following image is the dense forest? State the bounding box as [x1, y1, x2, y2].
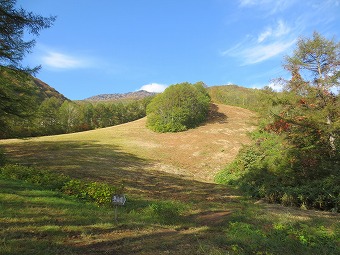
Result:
[0, 67, 152, 138]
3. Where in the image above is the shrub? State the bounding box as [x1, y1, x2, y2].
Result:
[146, 82, 211, 132]
[62, 180, 117, 205]
[216, 130, 340, 212]
[0, 164, 70, 190]
[144, 201, 185, 224]
[0, 164, 118, 206]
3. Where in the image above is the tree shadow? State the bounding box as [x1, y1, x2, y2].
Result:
[3, 140, 241, 206]
[205, 103, 228, 124]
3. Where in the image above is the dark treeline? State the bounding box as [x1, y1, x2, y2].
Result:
[2, 97, 152, 138]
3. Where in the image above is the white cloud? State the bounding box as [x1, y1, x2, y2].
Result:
[258, 29, 272, 43]
[258, 20, 290, 43]
[223, 19, 296, 65]
[251, 82, 283, 91]
[42, 51, 90, 69]
[139, 83, 167, 93]
[243, 40, 296, 65]
[267, 82, 283, 91]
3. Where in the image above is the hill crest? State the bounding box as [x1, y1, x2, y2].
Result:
[84, 90, 156, 101]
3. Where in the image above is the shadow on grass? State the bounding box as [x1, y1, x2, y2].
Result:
[3, 140, 242, 207]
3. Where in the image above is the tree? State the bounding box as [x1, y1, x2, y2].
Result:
[216, 32, 340, 211]
[59, 101, 80, 133]
[280, 32, 340, 156]
[284, 32, 340, 91]
[146, 82, 211, 132]
[0, 66, 40, 138]
[0, 0, 56, 73]
[36, 97, 63, 135]
[0, 0, 55, 137]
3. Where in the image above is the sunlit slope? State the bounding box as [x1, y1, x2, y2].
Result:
[1, 104, 256, 182]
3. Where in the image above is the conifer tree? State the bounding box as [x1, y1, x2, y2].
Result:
[0, 0, 56, 73]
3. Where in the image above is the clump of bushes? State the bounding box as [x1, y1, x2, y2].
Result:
[0, 164, 119, 206]
[216, 131, 340, 212]
[146, 82, 211, 132]
[62, 179, 117, 206]
[225, 221, 339, 254]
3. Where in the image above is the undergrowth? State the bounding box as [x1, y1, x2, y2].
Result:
[216, 131, 340, 212]
[0, 164, 119, 206]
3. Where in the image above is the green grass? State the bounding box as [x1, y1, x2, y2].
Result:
[1, 177, 339, 255]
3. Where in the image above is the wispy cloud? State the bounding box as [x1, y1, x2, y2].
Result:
[258, 20, 290, 42]
[223, 19, 296, 65]
[41, 51, 91, 69]
[241, 40, 295, 65]
[139, 83, 167, 93]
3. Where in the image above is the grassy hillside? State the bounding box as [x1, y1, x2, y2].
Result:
[208, 85, 273, 113]
[0, 66, 68, 103]
[1, 104, 339, 254]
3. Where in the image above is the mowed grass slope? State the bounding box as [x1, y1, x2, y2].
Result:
[1, 103, 339, 254]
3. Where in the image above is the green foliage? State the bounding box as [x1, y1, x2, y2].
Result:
[217, 32, 340, 212]
[225, 221, 339, 254]
[0, 67, 41, 137]
[1, 89, 152, 138]
[1, 64, 154, 138]
[143, 200, 185, 224]
[146, 82, 211, 132]
[0, 0, 56, 72]
[0, 164, 118, 206]
[62, 180, 117, 206]
[208, 85, 276, 114]
[0, 164, 70, 190]
[216, 129, 340, 212]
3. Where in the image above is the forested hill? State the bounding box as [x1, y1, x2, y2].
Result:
[32, 77, 68, 102]
[0, 66, 68, 103]
[84, 90, 156, 101]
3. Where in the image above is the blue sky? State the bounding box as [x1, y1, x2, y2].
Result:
[18, 0, 340, 100]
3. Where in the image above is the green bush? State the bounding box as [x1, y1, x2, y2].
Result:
[62, 180, 117, 205]
[146, 82, 211, 132]
[225, 221, 339, 254]
[216, 130, 340, 212]
[0, 164, 118, 206]
[0, 164, 70, 190]
[144, 201, 185, 224]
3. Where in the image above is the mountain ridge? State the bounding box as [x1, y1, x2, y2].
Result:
[84, 90, 156, 101]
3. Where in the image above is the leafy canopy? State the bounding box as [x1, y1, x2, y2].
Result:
[146, 82, 211, 132]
